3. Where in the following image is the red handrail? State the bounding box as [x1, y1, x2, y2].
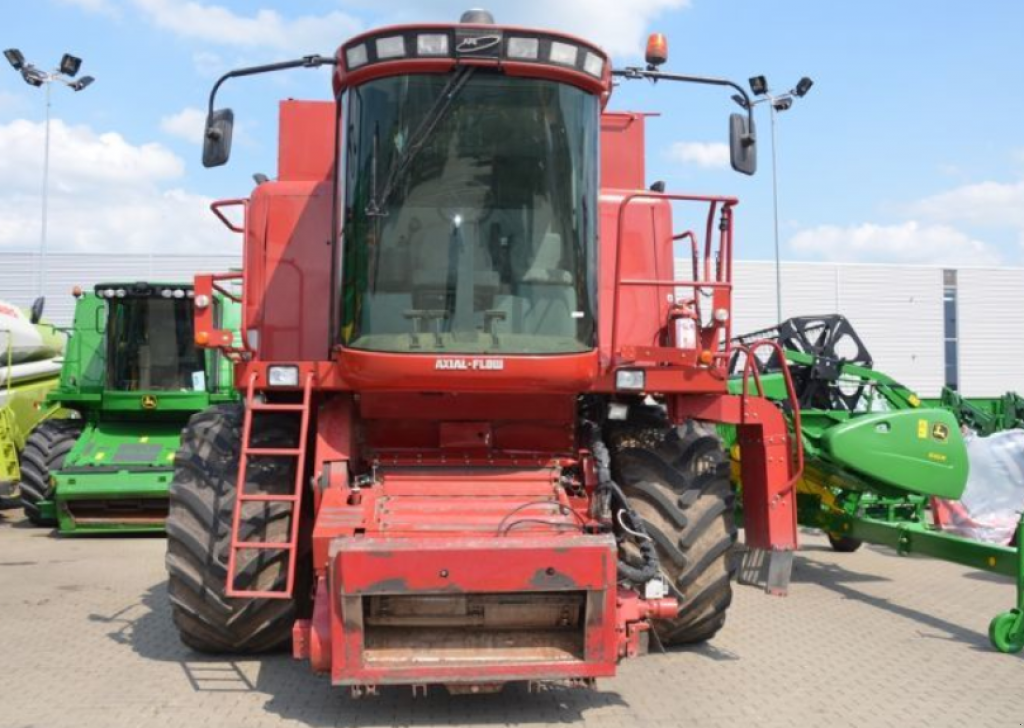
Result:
[211, 198, 247, 233]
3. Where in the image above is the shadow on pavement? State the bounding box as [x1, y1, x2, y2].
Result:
[789, 554, 995, 652]
[88, 581, 670, 726]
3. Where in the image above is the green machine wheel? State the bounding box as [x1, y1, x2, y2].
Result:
[988, 610, 1024, 654]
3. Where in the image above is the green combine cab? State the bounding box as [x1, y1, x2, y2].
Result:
[0, 297, 66, 503]
[18, 282, 238, 535]
[729, 315, 1024, 654]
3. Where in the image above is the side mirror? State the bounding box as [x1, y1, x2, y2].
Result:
[729, 113, 757, 176]
[202, 108, 235, 168]
[30, 296, 45, 324]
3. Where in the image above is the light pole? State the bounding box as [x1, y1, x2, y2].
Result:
[734, 75, 813, 324]
[4, 49, 95, 297]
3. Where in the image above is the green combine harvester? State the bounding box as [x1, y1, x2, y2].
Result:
[729, 315, 1024, 654]
[18, 282, 238, 535]
[0, 297, 65, 504]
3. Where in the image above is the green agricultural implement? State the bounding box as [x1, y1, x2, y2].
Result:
[0, 297, 65, 504]
[729, 315, 1024, 654]
[18, 282, 238, 535]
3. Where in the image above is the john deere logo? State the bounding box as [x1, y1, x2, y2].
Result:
[141, 395, 158, 410]
[931, 422, 949, 442]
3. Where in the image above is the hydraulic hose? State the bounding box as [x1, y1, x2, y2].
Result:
[585, 420, 661, 584]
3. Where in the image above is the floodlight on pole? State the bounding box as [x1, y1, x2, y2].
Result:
[2, 50, 96, 296]
[59, 53, 82, 77]
[744, 75, 815, 324]
[4, 48, 25, 70]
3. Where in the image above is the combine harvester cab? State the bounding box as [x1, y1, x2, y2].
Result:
[0, 298, 65, 501]
[730, 314, 1024, 654]
[18, 283, 238, 534]
[168, 10, 806, 695]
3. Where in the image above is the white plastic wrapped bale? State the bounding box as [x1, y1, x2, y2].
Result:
[936, 430, 1024, 544]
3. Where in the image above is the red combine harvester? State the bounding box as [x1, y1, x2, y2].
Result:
[167, 9, 802, 694]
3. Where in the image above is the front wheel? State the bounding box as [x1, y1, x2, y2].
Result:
[19, 419, 82, 527]
[165, 404, 305, 654]
[611, 422, 737, 645]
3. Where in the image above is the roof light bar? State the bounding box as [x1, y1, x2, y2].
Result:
[340, 29, 606, 81]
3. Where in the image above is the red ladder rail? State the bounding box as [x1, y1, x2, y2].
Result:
[225, 371, 314, 600]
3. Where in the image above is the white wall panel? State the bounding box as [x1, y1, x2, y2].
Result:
[0, 253, 240, 326]
[957, 268, 1024, 396]
[837, 265, 945, 396]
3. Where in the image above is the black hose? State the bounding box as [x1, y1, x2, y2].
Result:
[585, 420, 661, 584]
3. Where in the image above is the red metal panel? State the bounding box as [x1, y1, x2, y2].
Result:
[327, 533, 619, 686]
[278, 100, 335, 182]
[671, 393, 799, 553]
[244, 181, 333, 362]
[600, 113, 646, 190]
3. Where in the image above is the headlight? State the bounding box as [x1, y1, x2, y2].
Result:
[549, 41, 579, 66]
[615, 369, 646, 391]
[193, 294, 211, 310]
[267, 365, 299, 387]
[417, 34, 449, 56]
[346, 43, 368, 69]
[375, 36, 406, 59]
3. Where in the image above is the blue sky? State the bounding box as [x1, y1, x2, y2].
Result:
[2, 0, 1023, 266]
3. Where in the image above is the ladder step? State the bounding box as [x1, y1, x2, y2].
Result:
[244, 447, 302, 457]
[232, 541, 295, 550]
[237, 494, 299, 503]
[249, 403, 306, 412]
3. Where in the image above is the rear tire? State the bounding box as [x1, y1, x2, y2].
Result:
[166, 403, 305, 654]
[610, 411, 737, 645]
[19, 419, 82, 527]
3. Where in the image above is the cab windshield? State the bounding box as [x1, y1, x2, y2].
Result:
[107, 297, 205, 391]
[340, 72, 598, 354]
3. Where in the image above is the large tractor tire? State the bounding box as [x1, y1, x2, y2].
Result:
[166, 403, 306, 654]
[19, 419, 83, 526]
[610, 412, 737, 645]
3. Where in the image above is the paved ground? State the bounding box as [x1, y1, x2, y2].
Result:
[1, 511, 1022, 728]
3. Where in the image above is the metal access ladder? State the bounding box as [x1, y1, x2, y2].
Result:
[225, 372, 314, 599]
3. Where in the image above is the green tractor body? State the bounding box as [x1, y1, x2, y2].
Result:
[22, 283, 238, 534]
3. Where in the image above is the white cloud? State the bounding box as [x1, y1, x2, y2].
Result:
[191, 50, 226, 77]
[0, 118, 233, 254]
[140, 0, 689, 59]
[359, 0, 690, 57]
[668, 141, 730, 169]
[160, 107, 207, 144]
[788, 221, 1000, 267]
[132, 0, 363, 54]
[908, 178, 1024, 231]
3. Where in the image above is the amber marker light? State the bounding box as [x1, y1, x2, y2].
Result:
[645, 33, 668, 68]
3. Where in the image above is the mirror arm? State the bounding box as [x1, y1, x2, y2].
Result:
[206, 54, 338, 119]
[612, 68, 756, 142]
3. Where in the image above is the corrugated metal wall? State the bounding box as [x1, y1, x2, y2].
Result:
[2, 253, 1020, 397]
[957, 268, 1024, 396]
[0, 253, 240, 327]
[686, 260, 948, 396]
